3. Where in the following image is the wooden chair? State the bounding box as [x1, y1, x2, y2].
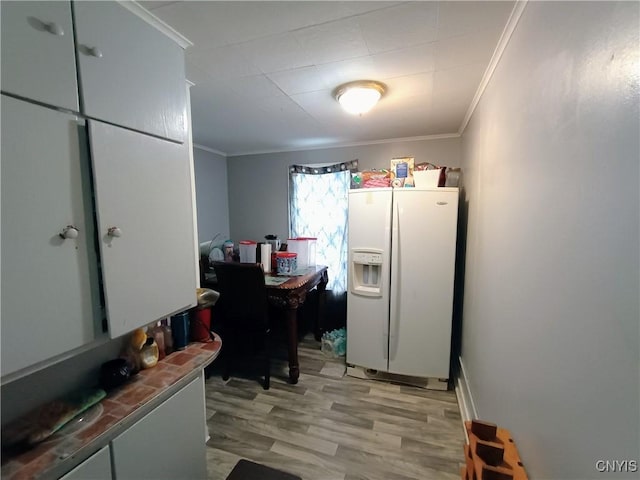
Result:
[211, 261, 271, 389]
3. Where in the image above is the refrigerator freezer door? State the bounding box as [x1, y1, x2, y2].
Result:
[346, 188, 392, 371]
[388, 188, 458, 378]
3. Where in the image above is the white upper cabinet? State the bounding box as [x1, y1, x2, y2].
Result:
[89, 121, 197, 339]
[1, 0, 196, 380]
[73, 2, 187, 143]
[1, 95, 102, 378]
[0, 1, 79, 111]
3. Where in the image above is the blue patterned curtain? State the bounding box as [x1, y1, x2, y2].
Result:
[289, 160, 358, 293]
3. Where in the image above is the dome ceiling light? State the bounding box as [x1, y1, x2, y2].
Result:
[334, 80, 386, 115]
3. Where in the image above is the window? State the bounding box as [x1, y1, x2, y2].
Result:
[288, 161, 357, 293]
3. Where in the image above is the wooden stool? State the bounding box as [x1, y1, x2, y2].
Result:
[461, 420, 528, 480]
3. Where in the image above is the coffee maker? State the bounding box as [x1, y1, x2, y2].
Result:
[264, 234, 281, 252]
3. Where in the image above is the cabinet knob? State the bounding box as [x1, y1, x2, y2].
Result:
[88, 47, 103, 58]
[45, 22, 64, 36]
[59, 225, 79, 239]
[107, 226, 122, 238]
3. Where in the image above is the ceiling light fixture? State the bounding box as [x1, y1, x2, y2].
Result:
[334, 80, 386, 115]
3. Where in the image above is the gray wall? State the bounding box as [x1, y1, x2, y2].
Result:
[1, 337, 126, 426]
[459, 2, 639, 479]
[193, 147, 230, 244]
[227, 137, 461, 242]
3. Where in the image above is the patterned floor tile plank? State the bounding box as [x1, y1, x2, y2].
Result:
[212, 409, 339, 456]
[205, 334, 465, 480]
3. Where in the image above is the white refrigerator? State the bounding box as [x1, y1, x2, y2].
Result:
[346, 187, 459, 384]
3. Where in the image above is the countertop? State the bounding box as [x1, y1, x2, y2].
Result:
[1, 336, 222, 480]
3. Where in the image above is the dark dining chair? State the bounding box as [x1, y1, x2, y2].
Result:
[211, 261, 271, 389]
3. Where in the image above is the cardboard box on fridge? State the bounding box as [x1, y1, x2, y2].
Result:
[390, 157, 415, 187]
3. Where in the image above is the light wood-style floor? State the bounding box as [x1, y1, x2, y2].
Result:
[204, 334, 465, 480]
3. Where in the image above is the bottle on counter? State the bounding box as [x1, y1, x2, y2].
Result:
[150, 321, 166, 360]
[139, 337, 159, 369]
[161, 319, 173, 355]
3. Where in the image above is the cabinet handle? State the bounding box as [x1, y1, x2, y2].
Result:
[107, 227, 122, 238]
[59, 225, 79, 239]
[45, 22, 64, 36]
[88, 47, 103, 58]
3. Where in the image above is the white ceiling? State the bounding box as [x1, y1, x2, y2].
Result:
[140, 1, 516, 156]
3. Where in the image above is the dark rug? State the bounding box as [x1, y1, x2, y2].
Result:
[225, 459, 302, 480]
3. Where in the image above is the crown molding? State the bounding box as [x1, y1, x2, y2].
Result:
[193, 144, 228, 157]
[118, 1, 193, 49]
[458, 0, 528, 135]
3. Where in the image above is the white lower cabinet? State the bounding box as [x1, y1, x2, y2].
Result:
[110, 376, 208, 480]
[59, 446, 111, 480]
[59, 376, 207, 479]
[59, 374, 207, 480]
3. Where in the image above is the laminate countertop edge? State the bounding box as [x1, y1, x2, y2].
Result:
[2, 334, 222, 480]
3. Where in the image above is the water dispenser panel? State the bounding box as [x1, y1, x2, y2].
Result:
[351, 248, 384, 297]
[352, 252, 383, 265]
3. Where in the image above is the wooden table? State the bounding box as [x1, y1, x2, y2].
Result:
[203, 265, 328, 384]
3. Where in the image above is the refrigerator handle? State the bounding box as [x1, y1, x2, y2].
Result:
[382, 225, 391, 360]
[388, 197, 400, 360]
[383, 288, 389, 360]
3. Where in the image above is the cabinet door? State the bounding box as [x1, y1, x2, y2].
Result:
[111, 377, 207, 480]
[73, 1, 186, 143]
[88, 121, 197, 338]
[0, 1, 79, 111]
[1, 95, 101, 378]
[388, 189, 458, 378]
[59, 446, 111, 480]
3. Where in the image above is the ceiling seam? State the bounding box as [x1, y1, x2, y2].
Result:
[227, 133, 461, 158]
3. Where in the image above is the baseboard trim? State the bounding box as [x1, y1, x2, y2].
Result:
[455, 356, 478, 442]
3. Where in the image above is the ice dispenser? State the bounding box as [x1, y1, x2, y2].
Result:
[350, 249, 383, 297]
